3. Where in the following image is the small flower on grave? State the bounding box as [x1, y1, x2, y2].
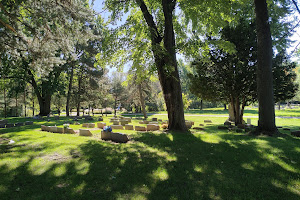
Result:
[63, 124, 70, 128]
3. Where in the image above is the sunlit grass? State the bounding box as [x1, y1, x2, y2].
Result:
[0, 113, 299, 199]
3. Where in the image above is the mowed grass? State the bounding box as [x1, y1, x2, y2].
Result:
[0, 113, 299, 200]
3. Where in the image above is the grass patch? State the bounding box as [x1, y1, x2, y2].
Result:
[0, 115, 299, 199]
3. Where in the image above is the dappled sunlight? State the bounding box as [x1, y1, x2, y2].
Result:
[152, 167, 169, 181]
[198, 134, 222, 144]
[0, 119, 299, 199]
[241, 163, 255, 171]
[288, 180, 300, 196]
[53, 165, 68, 177]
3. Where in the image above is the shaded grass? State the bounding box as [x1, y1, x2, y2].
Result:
[0, 115, 299, 200]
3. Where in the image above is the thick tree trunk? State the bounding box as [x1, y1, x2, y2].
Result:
[4, 82, 7, 118]
[76, 76, 82, 116]
[229, 97, 244, 125]
[138, 0, 187, 131]
[38, 96, 51, 116]
[200, 99, 203, 110]
[28, 70, 52, 116]
[138, 84, 147, 119]
[32, 86, 35, 116]
[254, 0, 277, 134]
[66, 66, 74, 117]
[76, 102, 80, 116]
[24, 86, 27, 117]
[15, 94, 18, 117]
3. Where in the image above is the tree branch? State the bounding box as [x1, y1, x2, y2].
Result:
[292, 0, 300, 14]
[136, 0, 163, 43]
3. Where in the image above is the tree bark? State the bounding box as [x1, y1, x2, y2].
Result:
[38, 95, 51, 116]
[138, 84, 147, 119]
[32, 86, 35, 116]
[66, 65, 74, 117]
[3, 80, 7, 118]
[76, 75, 82, 116]
[254, 0, 277, 134]
[28, 69, 52, 116]
[200, 99, 203, 110]
[15, 93, 18, 117]
[137, 0, 187, 131]
[24, 86, 27, 117]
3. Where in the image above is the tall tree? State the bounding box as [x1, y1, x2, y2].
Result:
[254, 0, 277, 134]
[104, 0, 187, 131]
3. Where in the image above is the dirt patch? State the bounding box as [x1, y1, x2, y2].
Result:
[0, 137, 9, 144]
[39, 153, 70, 162]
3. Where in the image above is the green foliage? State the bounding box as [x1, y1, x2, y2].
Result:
[189, 19, 298, 106]
[182, 93, 191, 110]
[273, 53, 298, 102]
[189, 19, 257, 105]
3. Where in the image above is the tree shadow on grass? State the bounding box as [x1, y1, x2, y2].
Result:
[135, 131, 300, 200]
[0, 130, 299, 200]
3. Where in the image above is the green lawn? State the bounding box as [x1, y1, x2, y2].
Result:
[0, 114, 299, 200]
[124, 106, 300, 118]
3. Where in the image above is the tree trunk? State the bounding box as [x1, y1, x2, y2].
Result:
[28, 70, 52, 116]
[4, 81, 7, 118]
[32, 86, 35, 116]
[224, 104, 227, 110]
[76, 75, 82, 116]
[254, 0, 277, 134]
[114, 97, 117, 117]
[76, 102, 80, 116]
[24, 86, 27, 117]
[278, 102, 280, 110]
[38, 96, 51, 116]
[138, 0, 187, 131]
[66, 66, 74, 117]
[15, 93, 18, 117]
[138, 84, 147, 119]
[200, 99, 203, 110]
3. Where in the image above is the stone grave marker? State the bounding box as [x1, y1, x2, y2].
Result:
[125, 124, 134, 130]
[66, 128, 75, 134]
[6, 123, 14, 128]
[25, 121, 33, 125]
[110, 125, 124, 130]
[111, 132, 129, 143]
[135, 126, 146, 131]
[79, 129, 92, 136]
[49, 126, 57, 133]
[88, 123, 95, 128]
[97, 122, 106, 129]
[56, 127, 64, 133]
[247, 118, 251, 125]
[147, 124, 159, 131]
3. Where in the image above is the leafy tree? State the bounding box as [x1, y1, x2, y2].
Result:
[1, 0, 101, 116]
[103, 0, 191, 131]
[125, 68, 154, 119]
[273, 53, 298, 105]
[110, 72, 127, 116]
[189, 19, 298, 125]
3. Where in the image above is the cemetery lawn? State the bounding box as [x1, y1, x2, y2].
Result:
[0, 115, 299, 200]
[140, 106, 300, 118]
